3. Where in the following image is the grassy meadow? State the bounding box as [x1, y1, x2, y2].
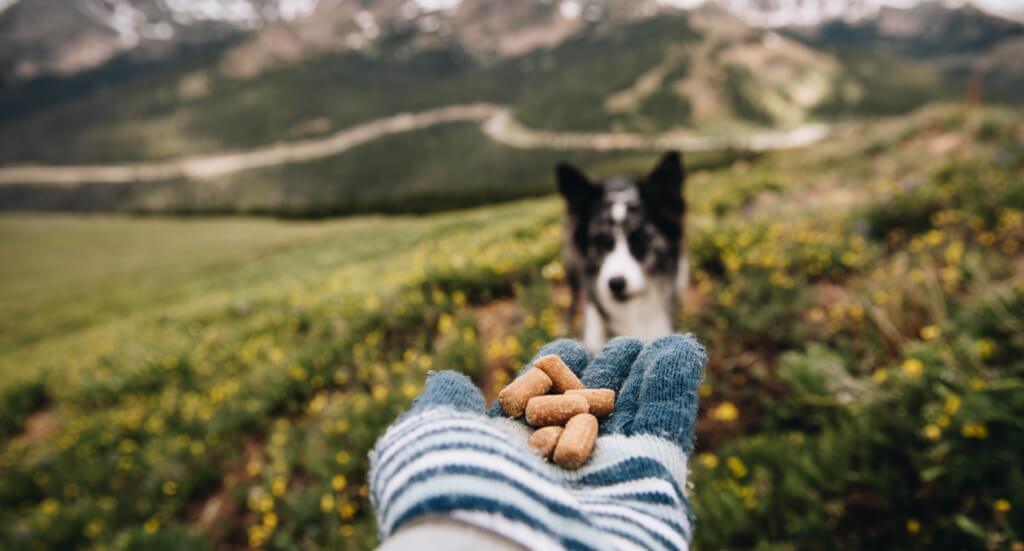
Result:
[1, 104, 1023, 550]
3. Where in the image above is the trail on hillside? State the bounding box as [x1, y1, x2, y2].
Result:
[0, 104, 830, 186]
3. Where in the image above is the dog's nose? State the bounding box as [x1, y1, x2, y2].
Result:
[608, 277, 627, 298]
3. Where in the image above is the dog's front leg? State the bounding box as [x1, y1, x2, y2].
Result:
[583, 302, 607, 355]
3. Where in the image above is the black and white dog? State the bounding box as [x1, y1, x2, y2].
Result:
[557, 152, 688, 353]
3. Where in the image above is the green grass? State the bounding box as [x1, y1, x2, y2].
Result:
[1, 105, 1022, 550]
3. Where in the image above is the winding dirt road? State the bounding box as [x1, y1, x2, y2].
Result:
[0, 103, 830, 186]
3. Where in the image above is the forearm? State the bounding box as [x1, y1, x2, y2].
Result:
[377, 517, 526, 551]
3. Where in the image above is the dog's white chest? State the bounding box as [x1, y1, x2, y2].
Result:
[605, 289, 674, 341]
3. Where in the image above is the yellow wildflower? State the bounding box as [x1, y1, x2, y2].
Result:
[712, 401, 739, 422]
[995, 499, 1011, 513]
[332, 475, 347, 491]
[902, 358, 924, 378]
[962, 422, 989, 439]
[262, 512, 278, 529]
[944, 395, 961, 416]
[698, 453, 719, 469]
[976, 339, 995, 359]
[143, 517, 159, 535]
[40, 498, 59, 515]
[922, 425, 941, 441]
[271, 476, 287, 497]
[162, 481, 178, 496]
[906, 518, 920, 534]
[726, 456, 748, 478]
[920, 325, 941, 340]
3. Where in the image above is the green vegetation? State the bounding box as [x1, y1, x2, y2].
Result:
[1, 105, 1022, 549]
[0, 131, 755, 217]
[512, 15, 700, 132]
[0, 39, 513, 164]
[1, 10, 964, 170]
[812, 50, 948, 118]
[135, 123, 598, 217]
[724, 65, 777, 126]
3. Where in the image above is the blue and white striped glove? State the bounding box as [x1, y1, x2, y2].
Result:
[369, 335, 706, 551]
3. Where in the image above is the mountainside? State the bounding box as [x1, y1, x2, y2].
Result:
[0, 0, 312, 81]
[0, 1, 1021, 216]
[791, 2, 1024, 104]
[0, 6, 949, 166]
[3, 0, 1020, 83]
[793, 2, 1024, 56]
[0, 0, 659, 82]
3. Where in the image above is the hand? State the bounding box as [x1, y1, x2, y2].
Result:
[369, 335, 707, 551]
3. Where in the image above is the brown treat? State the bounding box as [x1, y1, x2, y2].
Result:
[525, 394, 589, 427]
[528, 426, 564, 460]
[533, 354, 585, 392]
[553, 413, 598, 470]
[498, 368, 553, 418]
[566, 389, 616, 418]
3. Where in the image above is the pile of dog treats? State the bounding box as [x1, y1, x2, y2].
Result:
[498, 355, 615, 469]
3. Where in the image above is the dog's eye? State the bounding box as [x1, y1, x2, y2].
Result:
[628, 230, 648, 259]
[592, 234, 614, 253]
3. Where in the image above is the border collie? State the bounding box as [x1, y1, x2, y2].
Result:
[557, 151, 688, 353]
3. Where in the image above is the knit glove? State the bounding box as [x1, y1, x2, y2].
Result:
[369, 335, 707, 551]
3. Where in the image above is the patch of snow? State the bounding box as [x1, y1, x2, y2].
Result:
[414, 0, 461, 11]
[657, 0, 1024, 27]
[559, 0, 581, 19]
[658, 0, 704, 8]
[0, 0, 21, 16]
[355, 10, 379, 38]
[277, 0, 320, 20]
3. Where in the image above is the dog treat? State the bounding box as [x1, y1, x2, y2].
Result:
[499, 368, 553, 418]
[528, 426, 564, 460]
[533, 354, 585, 392]
[525, 394, 589, 427]
[553, 413, 598, 470]
[498, 352, 613, 468]
[566, 389, 616, 417]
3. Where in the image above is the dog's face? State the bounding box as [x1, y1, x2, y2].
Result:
[558, 152, 686, 305]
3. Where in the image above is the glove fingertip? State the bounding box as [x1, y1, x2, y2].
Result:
[632, 334, 708, 450]
[409, 370, 485, 415]
[581, 336, 643, 390]
[538, 338, 590, 376]
[487, 339, 588, 416]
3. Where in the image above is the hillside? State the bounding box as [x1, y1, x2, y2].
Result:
[1, 105, 1021, 549]
[792, 3, 1024, 104]
[0, 2, 1022, 217]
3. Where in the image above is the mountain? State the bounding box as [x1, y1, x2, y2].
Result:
[793, 2, 1024, 56]
[693, 0, 1024, 27]
[6, 0, 1019, 83]
[0, 0, 1021, 216]
[0, 0, 666, 82]
[790, 2, 1024, 104]
[0, 0, 314, 81]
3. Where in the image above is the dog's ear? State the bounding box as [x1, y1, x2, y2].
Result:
[645, 151, 685, 197]
[643, 151, 685, 210]
[642, 151, 686, 241]
[557, 162, 598, 214]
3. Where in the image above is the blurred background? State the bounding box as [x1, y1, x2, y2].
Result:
[1, 0, 1022, 549]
